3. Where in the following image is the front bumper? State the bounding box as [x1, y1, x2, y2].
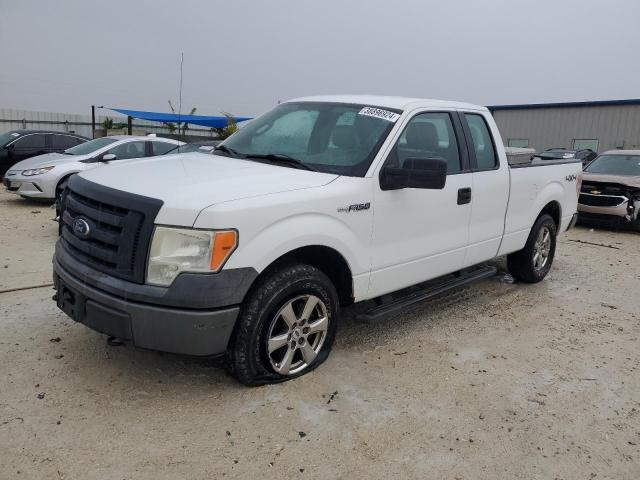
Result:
[53, 245, 257, 356]
[566, 212, 578, 231]
[577, 202, 629, 218]
[3, 173, 53, 199]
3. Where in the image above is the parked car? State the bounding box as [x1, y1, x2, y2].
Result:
[577, 150, 640, 230]
[2, 135, 183, 202]
[0, 130, 88, 177]
[533, 148, 597, 166]
[167, 140, 220, 154]
[52, 95, 581, 385]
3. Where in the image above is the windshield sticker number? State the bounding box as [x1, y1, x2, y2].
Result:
[358, 107, 400, 123]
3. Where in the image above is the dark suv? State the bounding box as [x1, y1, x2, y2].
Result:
[0, 130, 89, 176]
[533, 148, 597, 166]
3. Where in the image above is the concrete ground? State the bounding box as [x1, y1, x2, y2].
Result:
[1, 189, 639, 480]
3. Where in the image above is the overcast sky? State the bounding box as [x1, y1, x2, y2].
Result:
[1, 0, 639, 118]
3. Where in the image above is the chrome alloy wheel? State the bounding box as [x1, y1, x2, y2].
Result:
[266, 294, 329, 375]
[533, 225, 552, 270]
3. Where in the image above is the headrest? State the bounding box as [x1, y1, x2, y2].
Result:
[405, 122, 439, 151]
[332, 125, 357, 149]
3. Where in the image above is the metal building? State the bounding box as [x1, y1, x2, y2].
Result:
[489, 99, 640, 154]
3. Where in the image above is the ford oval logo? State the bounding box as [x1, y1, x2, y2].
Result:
[72, 217, 91, 239]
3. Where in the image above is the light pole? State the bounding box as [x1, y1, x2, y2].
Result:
[91, 105, 104, 138]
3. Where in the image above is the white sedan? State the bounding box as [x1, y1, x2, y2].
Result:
[2, 135, 183, 201]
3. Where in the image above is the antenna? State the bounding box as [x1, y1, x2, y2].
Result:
[178, 52, 184, 136]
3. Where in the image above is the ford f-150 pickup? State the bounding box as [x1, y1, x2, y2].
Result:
[52, 95, 581, 385]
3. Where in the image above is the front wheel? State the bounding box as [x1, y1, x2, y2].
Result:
[507, 214, 557, 283]
[225, 263, 339, 386]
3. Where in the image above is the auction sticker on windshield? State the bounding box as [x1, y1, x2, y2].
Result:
[359, 107, 400, 122]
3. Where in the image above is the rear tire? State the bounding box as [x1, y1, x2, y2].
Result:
[507, 214, 557, 283]
[225, 263, 339, 386]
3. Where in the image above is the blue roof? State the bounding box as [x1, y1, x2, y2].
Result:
[110, 108, 252, 128]
[488, 98, 640, 111]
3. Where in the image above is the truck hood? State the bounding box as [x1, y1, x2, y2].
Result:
[78, 153, 339, 226]
[582, 173, 640, 189]
[9, 152, 90, 170]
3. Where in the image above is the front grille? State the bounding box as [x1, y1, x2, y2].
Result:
[582, 182, 624, 196]
[58, 175, 162, 283]
[578, 193, 627, 207]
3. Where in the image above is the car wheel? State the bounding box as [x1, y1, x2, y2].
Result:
[507, 214, 557, 283]
[226, 263, 338, 386]
[54, 175, 73, 219]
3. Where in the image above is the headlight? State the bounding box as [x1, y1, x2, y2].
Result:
[146, 226, 237, 286]
[22, 166, 55, 176]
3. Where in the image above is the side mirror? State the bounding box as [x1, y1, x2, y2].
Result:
[101, 153, 117, 161]
[380, 157, 447, 191]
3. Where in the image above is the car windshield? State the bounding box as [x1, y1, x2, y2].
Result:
[64, 137, 118, 155]
[0, 132, 20, 146]
[584, 154, 640, 176]
[221, 102, 401, 176]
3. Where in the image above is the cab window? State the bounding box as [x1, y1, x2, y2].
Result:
[387, 112, 461, 173]
[464, 114, 497, 170]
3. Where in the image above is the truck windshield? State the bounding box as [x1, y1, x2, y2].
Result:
[220, 102, 402, 176]
[585, 154, 640, 176]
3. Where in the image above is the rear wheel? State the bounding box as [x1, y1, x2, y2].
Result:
[507, 214, 557, 283]
[225, 263, 338, 386]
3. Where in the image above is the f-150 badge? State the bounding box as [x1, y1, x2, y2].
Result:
[338, 202, 371, 213]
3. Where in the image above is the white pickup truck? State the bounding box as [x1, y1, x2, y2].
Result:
[53, 95, 581, 385]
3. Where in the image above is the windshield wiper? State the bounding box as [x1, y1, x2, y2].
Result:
[213, 144, 242, 158]
[244, 153, 316, 171]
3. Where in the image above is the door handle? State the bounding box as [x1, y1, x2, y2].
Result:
[457, 187, 472, 205]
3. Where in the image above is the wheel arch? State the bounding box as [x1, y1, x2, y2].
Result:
[255, 245, 354, 306]
[538, 200, 561, 232]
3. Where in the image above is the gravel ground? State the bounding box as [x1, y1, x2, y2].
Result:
[1, 189, 639, 480]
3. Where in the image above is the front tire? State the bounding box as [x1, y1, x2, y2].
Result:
[507, 214, 557, 283]
[225, 263, 339, 386]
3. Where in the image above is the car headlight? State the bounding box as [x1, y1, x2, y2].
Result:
[146, 226, 238, 286]
[22, 166, 55, 176]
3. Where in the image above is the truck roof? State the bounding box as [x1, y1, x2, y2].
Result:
[288, 94, 487, 112]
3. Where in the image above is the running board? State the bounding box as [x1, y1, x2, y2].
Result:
[357, 265, 497, 322]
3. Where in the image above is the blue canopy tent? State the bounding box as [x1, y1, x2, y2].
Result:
[109, 108, 252, 130]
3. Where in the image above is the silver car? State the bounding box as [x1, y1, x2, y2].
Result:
[3, 135, 183, 201]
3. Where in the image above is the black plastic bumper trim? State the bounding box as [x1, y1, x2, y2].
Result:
[54, 241, 258, 310]
[54, 261, 240, 356]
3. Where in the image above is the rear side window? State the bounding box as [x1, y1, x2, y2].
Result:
[151, 141, 177, 156]
[51, 135, 78, 149]
[464, 114, 497, 170]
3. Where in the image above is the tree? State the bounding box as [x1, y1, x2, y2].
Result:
[101, 117, 113, 130]
[164, 100, 196, 138]
[213, 112, 238, 140]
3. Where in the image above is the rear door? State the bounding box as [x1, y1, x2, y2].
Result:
[50, 134, 79, 153]
[460, 111, 510, 267]
[368, 110, 473, 298]
[11, 133, 48, 161]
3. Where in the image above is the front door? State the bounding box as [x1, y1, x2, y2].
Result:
[368, 110, 473, 299]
